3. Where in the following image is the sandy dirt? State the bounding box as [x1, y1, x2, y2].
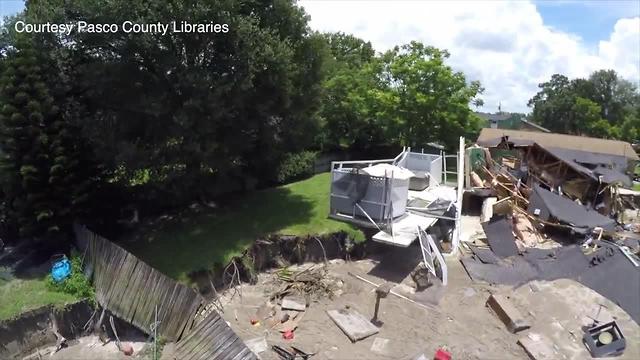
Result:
[24, 335, 148, 360]
[217, 247, 639, 360]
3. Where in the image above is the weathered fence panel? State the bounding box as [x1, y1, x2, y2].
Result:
[174, 310, 257, 360]
[74, 224, 203, 341]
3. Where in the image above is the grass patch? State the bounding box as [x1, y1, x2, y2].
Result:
[125, 173, 363, 281]
[0, 276, 78, 320]
[634, 183, 640, 191]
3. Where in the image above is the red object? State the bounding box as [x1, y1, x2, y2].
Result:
[121, 343, 134, 356]
[434, 348, 451, 360]
[282, 330, 294, 340]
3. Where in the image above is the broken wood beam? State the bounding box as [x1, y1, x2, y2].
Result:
[347, 272, 438, 312]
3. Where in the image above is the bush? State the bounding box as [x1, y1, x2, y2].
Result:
[275, 151, 317, 184]
[46, 250, 95, 305]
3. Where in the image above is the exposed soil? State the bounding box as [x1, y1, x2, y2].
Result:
[217, 250, 640, 360]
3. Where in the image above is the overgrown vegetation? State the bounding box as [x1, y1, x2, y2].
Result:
[45, 251, 95, 305]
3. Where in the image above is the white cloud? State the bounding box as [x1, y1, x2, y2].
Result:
[298, 0, 640, 113]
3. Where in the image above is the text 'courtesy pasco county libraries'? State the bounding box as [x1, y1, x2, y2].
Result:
[14, 21, 229, 35]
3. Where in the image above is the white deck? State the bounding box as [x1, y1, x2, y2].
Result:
[371, 184, 454, 247]
[372, 212, 439, 247]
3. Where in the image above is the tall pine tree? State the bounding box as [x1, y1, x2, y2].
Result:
[0, 36, 98, 241]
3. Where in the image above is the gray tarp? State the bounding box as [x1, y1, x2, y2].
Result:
[528, 184, 617, 233]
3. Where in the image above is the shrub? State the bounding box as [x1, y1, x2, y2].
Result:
[46, 250, 95, 305]
[276, 151, 317, 184]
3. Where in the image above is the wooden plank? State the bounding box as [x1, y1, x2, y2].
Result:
[124, 261, 150, 321]
[327, 309, 379, 342]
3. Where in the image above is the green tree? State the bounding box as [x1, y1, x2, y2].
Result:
[26, 0, 327, 205]
[0, 35, 99, 240]
[376, 42, 484, 149]
[0, 38, 58, 237]
[529, 70, 639, 139]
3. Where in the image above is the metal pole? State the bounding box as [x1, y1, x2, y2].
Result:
[154, 304, 158, 360]
[452, 137, 465, 254]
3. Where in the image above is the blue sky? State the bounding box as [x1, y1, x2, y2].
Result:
[0, 1, 23, 19]
[536, 0, 640, 46]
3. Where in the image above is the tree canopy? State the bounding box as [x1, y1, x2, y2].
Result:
[528, 70, 640, 142]
[0, 1, 492, 243]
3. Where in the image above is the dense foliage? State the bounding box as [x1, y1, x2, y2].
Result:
[528, 70, 640, 141]
[6, 1, 631, 247]
[0, 37, 97, 240]
[320, 39, 484, 152]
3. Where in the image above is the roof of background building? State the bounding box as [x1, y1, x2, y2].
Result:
[475, 112, 516, 122]
[520, 119, 550, 132]
[477, 128, 639, 161]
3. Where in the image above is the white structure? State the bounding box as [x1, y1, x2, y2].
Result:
[328, 138, 466, 284]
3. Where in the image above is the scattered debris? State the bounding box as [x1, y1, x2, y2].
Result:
[327, 308, 380, 342]
[486, 294, 531, 333]
[271, 265, 339, 301]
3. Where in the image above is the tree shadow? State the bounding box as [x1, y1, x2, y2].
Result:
[121, 186, 316, 280]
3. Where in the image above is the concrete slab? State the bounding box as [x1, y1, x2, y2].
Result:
[327, 309, 379, 342]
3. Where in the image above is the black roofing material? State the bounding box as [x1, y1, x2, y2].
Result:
[461, 242, 640, 324]
[540, 145, 632, 187]
[468, 244, 502, 264]
[482, 216, 519, 258]
[528, 184, 617, 233]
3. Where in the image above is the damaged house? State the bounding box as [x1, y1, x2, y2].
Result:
[470, 128, 639, 237]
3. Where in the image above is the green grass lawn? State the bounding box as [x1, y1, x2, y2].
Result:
[124, 173, 363, 282]
[634, 183, 640, 191]
[0, 276, 78, 320]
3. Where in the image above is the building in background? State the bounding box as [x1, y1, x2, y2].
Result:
[476, 109, 550, 133]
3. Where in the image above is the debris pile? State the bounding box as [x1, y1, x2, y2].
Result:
[269, 264, 343, 301]
[467, 131, 640, 255]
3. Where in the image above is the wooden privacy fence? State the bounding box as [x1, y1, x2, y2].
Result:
[174, 310, 257, 360]
[74, 224, 203, 341]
